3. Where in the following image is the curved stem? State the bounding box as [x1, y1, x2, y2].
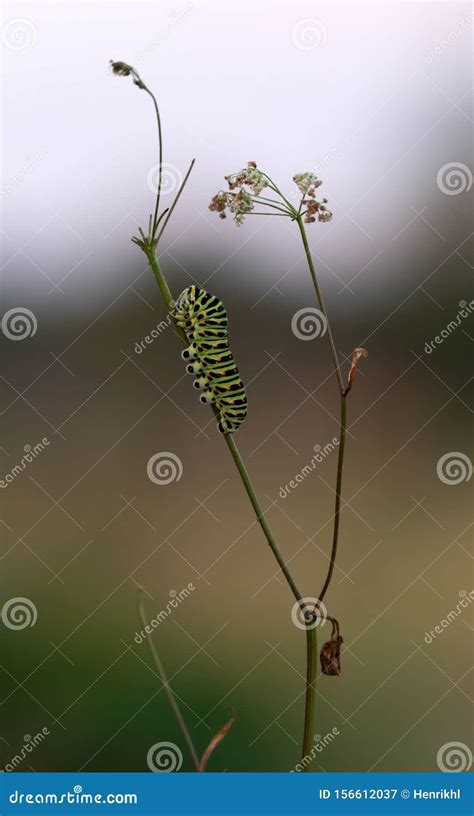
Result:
[302, 628, 317, 770]
[295, 216, 348, 605]
[145, 89, 163, 238]
[296, 216, 344, 392]
[318, 395, 347, 603]
[138, 594, 201, 771]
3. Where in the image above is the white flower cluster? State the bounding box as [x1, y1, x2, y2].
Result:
[293, 172, 332, 224]
[293, 172, 323, 196]
[225, 161, 268, 196]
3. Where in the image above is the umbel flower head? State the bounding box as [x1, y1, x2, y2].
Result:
[209, 161, 333, 226]
[293, 172, 332, 224]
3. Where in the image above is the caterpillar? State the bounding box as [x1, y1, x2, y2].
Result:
[171, 286, 247, 434]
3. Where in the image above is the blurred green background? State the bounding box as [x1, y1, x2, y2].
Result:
[1, 1, 472, 773]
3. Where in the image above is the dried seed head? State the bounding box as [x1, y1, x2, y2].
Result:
[110, 60, 132, 77]
[320, 634, 343, 676]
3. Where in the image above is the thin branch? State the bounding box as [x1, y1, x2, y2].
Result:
[138, 593, 201, 772]
[155, 159, 196, 244]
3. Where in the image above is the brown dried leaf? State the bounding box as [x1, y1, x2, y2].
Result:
[344, 347, 368, 395]
[198, 713, 235, 772]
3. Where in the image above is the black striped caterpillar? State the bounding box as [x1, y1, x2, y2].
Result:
[171, 286, 247, 434]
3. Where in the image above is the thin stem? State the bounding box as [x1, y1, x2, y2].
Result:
[155, 159, 196, 244]
[145, 89, 164, 238]
[302, 628, 317, 770]
[138, 594, 201, 771]
[144, 246, 320, 771]
[225, 434, 303, 605]
[296, 216, 344, 393]
[295, 216, 348, 606]
[144, 248, 305, 608]
[145, 248, 174, 308]
[245, 211, 290, 217]
[262, 172, 296, 213]
[318, 395, 347, 603]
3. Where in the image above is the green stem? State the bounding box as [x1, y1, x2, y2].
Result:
[302, 627, 317, 770]
[155, 159, 196, 244]
[225, 434, 302, 605]
[295, 216, 348, 605]
[138, 594, 201, 771]
[296, 216, 344, 392]
[145, 249, 304, 608]
[143, 247, 319, 768]
[319, 395, 347, 603]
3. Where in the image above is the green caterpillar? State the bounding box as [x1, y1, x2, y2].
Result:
[171, 286, 248, 434]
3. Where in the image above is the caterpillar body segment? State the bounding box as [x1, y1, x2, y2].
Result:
[171, 286, 247, 434]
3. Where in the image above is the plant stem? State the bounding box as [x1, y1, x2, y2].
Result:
[145, 249, 304, 605]
[295, 216, 348, 605]
[302, 627, 317, 770]
[319, 394, 347, 602]
[296, 216, 343, 392]
[142, 246, 319, 765]
[225, 434, 302, 605]
[155, 159, 196, 244]
[138, 594, 201, 771]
